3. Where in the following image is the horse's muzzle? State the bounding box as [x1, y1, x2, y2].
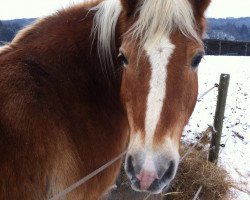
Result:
[125, 153, 178, 194]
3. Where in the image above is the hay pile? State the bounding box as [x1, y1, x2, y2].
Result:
[165, 148, 234, 200]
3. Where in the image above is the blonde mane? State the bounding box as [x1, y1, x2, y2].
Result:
[90, 0, 122, 68]
[91, 0, 201, 65]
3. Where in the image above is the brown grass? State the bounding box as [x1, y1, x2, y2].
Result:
[165, 148, 234, 200]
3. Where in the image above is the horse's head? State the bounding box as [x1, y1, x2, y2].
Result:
[93, 0, 210, 194]
[118, 0, 211, 193]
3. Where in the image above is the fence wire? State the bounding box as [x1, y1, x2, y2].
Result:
[192, 186, 203, 200]
[197, 83, 219, 102]
[49, 151, 127, 200]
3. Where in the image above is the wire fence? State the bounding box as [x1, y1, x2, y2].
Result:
[49, 83, 219, 200]
[197, 83, 219, 102]
[49, 151, 128, 200]
[204, 39, 250, 56]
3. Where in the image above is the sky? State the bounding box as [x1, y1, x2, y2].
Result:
[0, 0, 250, 20]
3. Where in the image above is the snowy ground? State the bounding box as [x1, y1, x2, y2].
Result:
[183, 56, 250, 200]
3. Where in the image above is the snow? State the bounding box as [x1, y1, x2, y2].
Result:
[206, 30, 236, 41]
[182, 56, 250, 199]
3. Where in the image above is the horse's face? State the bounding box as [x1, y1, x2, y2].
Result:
[119, 0, 211, 193]
[120, 34, 202, 193]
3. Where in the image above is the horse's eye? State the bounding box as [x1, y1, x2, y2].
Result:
[191, 53, 204, 69]
[118, 51, 128, 67]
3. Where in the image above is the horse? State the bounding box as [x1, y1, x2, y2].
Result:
[0, 0, 211, 199]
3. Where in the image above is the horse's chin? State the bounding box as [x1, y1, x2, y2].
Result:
[129, 177, 171, 194]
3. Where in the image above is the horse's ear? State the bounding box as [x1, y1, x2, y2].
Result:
[194, 0, 211, 16]
[120, 0, 140, 16]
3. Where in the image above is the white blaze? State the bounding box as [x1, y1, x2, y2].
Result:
[144, 36, 175, 150]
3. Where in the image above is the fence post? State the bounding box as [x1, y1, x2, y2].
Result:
[208, 74, 230, 164]
[245, 44, 248, 56]
[218, 41, 222, 55]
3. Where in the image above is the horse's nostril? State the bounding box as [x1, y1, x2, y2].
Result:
[147, 160, 176, 193]
[127, 156, 134, 172]
[161, 161, 175, 182]
[125, 155, 141, 189]
[126, 155, 135, 176]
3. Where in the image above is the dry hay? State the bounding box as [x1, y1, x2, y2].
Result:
[165, 148, 234, 200]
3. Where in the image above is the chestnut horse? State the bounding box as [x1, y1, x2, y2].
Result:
[0, 0, 210, 199]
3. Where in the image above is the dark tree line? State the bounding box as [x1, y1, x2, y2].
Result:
[207, 18, 250, 41]
[0, 20, 21, 42]
[1, 18, 250, 43]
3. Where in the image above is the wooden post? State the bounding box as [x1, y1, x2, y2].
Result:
[218, 41, 222, 55]
[208, 74, 230, 164]
[204, 40, 208, 55]
[245, 44, 248, 56]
